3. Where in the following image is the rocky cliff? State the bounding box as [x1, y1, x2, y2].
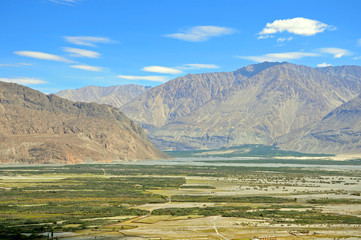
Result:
[0, 82, 168, 164]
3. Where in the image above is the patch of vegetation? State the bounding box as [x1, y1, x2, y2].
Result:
[179, 185, 216, 189]
[307, 198, 361, 204]
[223, 209, 361, 224]
[0, 174, 186, 238]
[197, 158, 361, 165]
[152, 206, 251, 216]
[166, 144, 333, 158]
[171, 195, 293, 203]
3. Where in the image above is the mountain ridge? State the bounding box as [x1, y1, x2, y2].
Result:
[56, 84, 150, 108]
[0, 81, 168, 164]
[120, 62, 361, 151]
[54, 62, 361, 153]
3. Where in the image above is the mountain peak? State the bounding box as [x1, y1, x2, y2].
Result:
[235, 62, 285, 78]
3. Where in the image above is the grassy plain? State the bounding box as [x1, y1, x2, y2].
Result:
[0, 158, 360, 239]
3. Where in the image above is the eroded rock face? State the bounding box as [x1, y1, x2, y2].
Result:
[120, 62, 361, 151]
[0, 82, 168, 164]
[278, 94, 361, 154]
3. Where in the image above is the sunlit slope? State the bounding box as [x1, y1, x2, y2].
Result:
[56, 84, 150, 108]
[0, 82, 168, 164]
[279, 94, 361, 154]
[121, 62, 361, 150]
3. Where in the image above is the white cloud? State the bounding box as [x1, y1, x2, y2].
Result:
[277, 37, 293, 43]
[319, 48, 351, 58]
[238, 52, 319, 62]
[353, 56, 361, 60]
[142, 66, 182, 74]
[64, 36, 113, 47]
[165, 26, 235, 42]
[48, 0, 81, 5]
[15, 51, 74, 63]
[70, 65, 103, 72]
[259, 17, 335, 39]
[317, 62, 332, 67]
[0, 63, 32, 67]
[358, 39, 361, 46]
[0, 77, 47, 85]
[118, 75, 168, 82]
[180, 64, 219, 70]
[63, 47, 100, 58]
[178, 63, 219, 70]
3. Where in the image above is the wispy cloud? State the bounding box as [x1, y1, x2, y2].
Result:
[64, 36, 113, 47]
[238, 51, 319, 62]
[48, 0, 81, 6]
[0, 63, 32, 67]
[180, 64, 219, 70]
[63, 47, 100, 58]
[277, 37, 293, 43]
[70, 65, 103, 72]
[0, 77, 47, 85]
[15, 51, 74, 63]
[317, 62, 332, 67]
[118, 75, 168, 82]
[165, 26, 235, 42]
[259, 17, 335, 39]
[142, 66, 182, 74]
[319, 48, 351, 58]
[358, 39, 361, 46]
[353, 56, 361, 60]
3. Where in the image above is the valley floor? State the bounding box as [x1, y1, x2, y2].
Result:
[0, 158, 360, 239]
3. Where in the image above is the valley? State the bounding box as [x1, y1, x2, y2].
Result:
[3, 1, 361, 239]
[1, 155, 360, 239]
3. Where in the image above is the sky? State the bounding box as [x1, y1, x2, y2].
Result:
[1, 0, 361, 93]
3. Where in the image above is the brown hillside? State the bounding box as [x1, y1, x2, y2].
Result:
[0, 82, 168, 164]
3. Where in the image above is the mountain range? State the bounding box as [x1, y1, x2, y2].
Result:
[0, 82, 168, 164]
[56, 62, 361, 154]
[56, 84, 150, 108]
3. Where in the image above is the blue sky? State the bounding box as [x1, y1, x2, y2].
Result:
[1, 0, 361, 93]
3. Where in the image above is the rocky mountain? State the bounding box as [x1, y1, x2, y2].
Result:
[278, 94, 361, 154]
[317, 65, 361, 82]
[56, 84, 150, 108]
[120, 62, 361, 151]
[0, 82, 168, 164]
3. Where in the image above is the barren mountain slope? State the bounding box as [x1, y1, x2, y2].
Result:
[121, 62, 361, 150]
[278, 94, 361, 154]
[317, 65, 361, 82]
[56, 84, 150, 108]
[0, 82, 168, 164]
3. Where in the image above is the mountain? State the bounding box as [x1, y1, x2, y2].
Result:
[120, 62, 361, 151]
[317, 65, 361, 82]
[56, 84, 150, 108]
[278, 94, 361, 154]
[0, 82, 168, 164]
